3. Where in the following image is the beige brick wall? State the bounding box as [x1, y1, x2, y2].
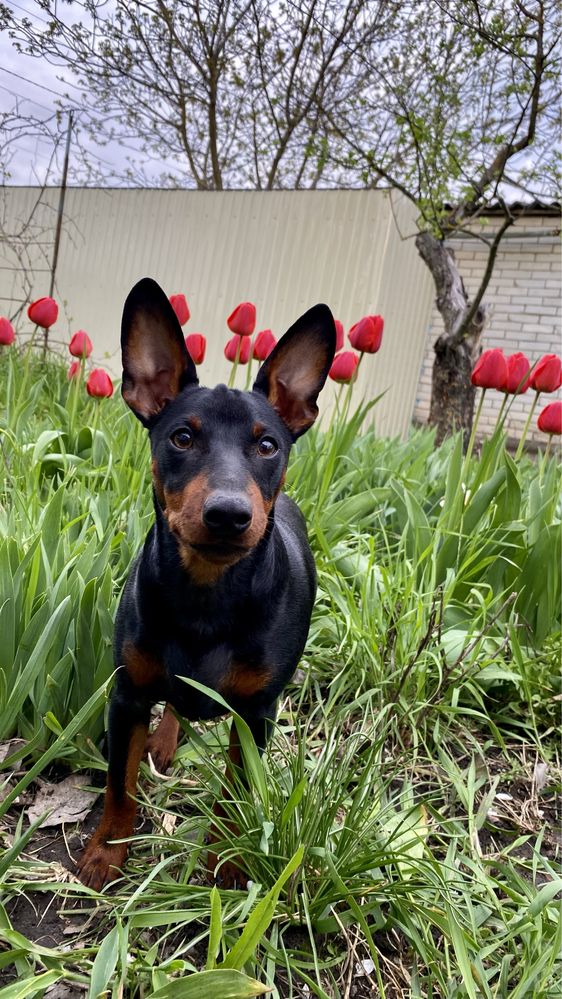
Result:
[413, 213, 562, 446]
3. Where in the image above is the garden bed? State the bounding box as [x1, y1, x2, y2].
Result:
[0, 352, 560, 997]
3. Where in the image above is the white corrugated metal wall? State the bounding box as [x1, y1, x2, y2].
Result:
[0, 188, 434, 436]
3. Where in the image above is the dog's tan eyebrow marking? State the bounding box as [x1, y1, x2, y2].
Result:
[252, 422, 265, 438]
[187, 415, 202, 431]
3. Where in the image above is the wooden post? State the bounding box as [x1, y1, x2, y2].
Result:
[46, 110, 73, 354]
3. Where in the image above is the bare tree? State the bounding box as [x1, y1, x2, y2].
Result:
[3, 0, 397, 190]
[0, 103, 66, 322]
[328, 0, 561, 442]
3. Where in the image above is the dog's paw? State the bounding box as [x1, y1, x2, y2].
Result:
[145, 730, 176, 773]
[77, 839, 128, 890]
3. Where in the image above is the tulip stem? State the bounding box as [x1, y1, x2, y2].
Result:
[328, 384, 345, 435]
[340, 352, 364, 427]
[68, 356, 84, 430]
[19, 324, 41, 403]
[515, 391, 540, 461]
[28, 323, 40, 350]
[354, 351, 364, 381]
[20, 336, 35, 404]
[244, 357, 254, 391]
[228, 336, 242, 389]
[90, 399, 101, 463]
[463, 387, 485, 476]
[496, 394, 508, 429]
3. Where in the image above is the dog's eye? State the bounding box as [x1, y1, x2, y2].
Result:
[257, 436, 278, 457]
[171, 428, 193, 450]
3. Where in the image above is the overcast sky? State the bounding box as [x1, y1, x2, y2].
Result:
[0, 0, 174, 186]
[1, 1, 555, 198]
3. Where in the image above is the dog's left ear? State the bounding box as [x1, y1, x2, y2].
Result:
[253, 304, 336, 438]
[121, 277, 198, 425]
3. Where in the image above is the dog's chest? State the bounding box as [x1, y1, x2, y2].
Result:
[165, 642, 270, 720]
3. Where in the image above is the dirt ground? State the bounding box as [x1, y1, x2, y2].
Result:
[1, 742, 560, 997]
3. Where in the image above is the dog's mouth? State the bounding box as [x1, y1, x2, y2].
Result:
[190, 540, 250, 563]
[167, 518, 253, 566]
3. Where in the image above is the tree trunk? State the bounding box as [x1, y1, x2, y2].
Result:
[416, 231, 486, 448]
[428, 332, 481, 446]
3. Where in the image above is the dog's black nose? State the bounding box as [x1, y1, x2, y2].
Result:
[202, 493, 253, 536]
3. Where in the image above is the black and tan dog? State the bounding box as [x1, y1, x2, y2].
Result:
[78, 278, 336, 890]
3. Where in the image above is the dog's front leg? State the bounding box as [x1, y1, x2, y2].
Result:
[78, 693, 150, 890]
[145, 702, 180, 772]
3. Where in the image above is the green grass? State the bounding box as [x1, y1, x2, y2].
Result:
[0, 348, 560, 997]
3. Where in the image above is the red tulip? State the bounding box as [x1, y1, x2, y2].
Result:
[0, 317, 15, 345]
[529, 354, 562, 393]
[503, 352, 531, 394]
[86, 368, 113, 398]
[348, 315, 383, 354]
[329, 350, 359, 383]
[69, 330, 93, 358]
[227, 302, 256, 336]
[185, 333, 206, 365]
[537, 401, 562, 435]
[169, 294, 190, 326]
[334, 320, 344, 353]
[224, 334, 251, 364]
[471, 349, 507, 390]
[67, 360, 81, 380]
[27, 296, 58, 329]
[253, 329, 277, 361]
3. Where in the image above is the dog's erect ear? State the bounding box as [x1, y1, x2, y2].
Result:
[121, 277, 198, 424]
[253, 304, 336, 438]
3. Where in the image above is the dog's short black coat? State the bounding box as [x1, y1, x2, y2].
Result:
[78, 277, 336, 890]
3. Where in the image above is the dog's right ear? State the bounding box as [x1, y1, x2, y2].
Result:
[121, 277, 198, 425]
[253, 304, 336, 439]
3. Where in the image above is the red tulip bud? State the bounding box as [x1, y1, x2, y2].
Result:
[86, 368, 113, 398]
[169, 294, 190, 326]
[537, 401, 562, 435]
[253, 329, 277, 361]
[348, 315, 383, 354]
[329, 350, 359, 383]
[27, 296, 58, 329]
[227, 302, 256, 336]
[224, 334, 251, 364]
[0, 317, 15, 345]
[529, 354, 562, 393]
[185, 333, 206, 365]
[334, 320, 344, 353]
[470, 349, 507, 390]
[69, 330, 93, 358]
[503, 352, 531, 394]
[68, 360, 81, 380]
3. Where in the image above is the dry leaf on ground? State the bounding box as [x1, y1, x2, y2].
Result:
[26, 776, 99, 827]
